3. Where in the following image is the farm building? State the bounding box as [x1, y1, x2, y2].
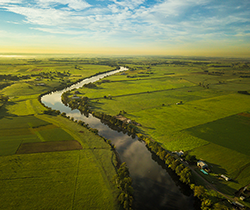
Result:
[72, 94, 80, 100]
[221, 174, 231, 181]
[36, 83, 45, 86]
[197, 160, 208, 169]
[174, 150, 184, 156]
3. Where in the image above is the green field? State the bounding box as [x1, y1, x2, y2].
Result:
[0, 150, 116, 210]
[186, 114, 250, 156]
[75, 58, 250, 200]
[0, 58, 119, 209]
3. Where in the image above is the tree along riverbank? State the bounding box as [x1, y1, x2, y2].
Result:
[63, 90, 238, 210]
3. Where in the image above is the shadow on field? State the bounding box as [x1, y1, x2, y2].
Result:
[0, 101, 17, 119]
[205, 161, 227, 175]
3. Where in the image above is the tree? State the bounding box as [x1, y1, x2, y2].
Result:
[180, 167, 192, 184]
[212, 203, 229, 210]
[114, 163, 133, 210]
[170, 160, 180, 171]
[194, 186, 206, 199]
[165, 155, 175, 165]
[175, 163, 185, 176]
[159, 150, 167, 161]
[185, 154, 197, 164]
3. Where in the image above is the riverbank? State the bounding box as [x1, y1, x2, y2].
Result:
[70, 59, 250, 209]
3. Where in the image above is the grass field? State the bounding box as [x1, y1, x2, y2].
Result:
[76, 60, 250, 200]
[0, 115, 76, 156]
[0, 150, 116, 210]
[0, 58, 119, 209]
[186, 114, 250, 156]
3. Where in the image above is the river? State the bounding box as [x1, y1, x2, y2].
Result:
[41, 67, 198, 210]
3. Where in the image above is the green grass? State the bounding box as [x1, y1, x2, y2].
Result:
[0, 59, 119, 209]
[37, 127, 74, 142]
[190, 143, 250, 195]
[78, 62, 250, 200]
[0, 115, 50, 129]
[0, 115, 77, 155]
[186, 114, 250, 156]
[0, 150, 117, 210]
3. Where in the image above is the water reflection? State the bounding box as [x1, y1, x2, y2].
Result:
[41, 67, 197, 210]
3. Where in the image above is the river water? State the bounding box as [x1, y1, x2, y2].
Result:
[41, 67, 198, 210]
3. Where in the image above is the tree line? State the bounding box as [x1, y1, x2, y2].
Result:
[136, 133, 232, 210]
[113, 162, 134, 210]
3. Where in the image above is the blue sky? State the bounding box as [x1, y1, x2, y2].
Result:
[0, 0, 249, 56]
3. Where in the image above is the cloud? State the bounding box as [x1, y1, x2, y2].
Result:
[1, 0, 250, 51]
[37, 0, 91, 10]
[4, 5, 72, 26]
[0, 0, 22, 4]
[111, 0, 145, 10]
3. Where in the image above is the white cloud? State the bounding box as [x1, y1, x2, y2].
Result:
[111, 0, 145, 10]
[4, 6, 72, 26]
[0, 0, 22, 4]
[1, 0, 250, 49]
[37, 0, 91, 10]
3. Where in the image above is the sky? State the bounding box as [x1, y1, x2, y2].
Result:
[0, 0, 250, 57]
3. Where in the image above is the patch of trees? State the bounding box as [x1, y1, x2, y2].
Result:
[0, 95, 9, 102]
[208, 71, 225, 76]
[43, 108, 61, 116]
[113, 162, 133, 210]
[0, 95, 9, 109]
[136, 133, 230, 210]
[0, 82, 12, 89]
[62, 94, 90, 114]
[239, 75, 250, 78]
[198, 82, 210, 89]
[92, 111, 137, 135]
[0, 74, 31, 81]
[238, 91, 250, 95]
[83, 83, 97, 88]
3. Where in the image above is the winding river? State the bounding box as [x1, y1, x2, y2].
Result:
[41, 67, 198, 210]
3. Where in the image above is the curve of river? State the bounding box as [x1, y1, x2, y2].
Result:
[41, 67, 198, 210]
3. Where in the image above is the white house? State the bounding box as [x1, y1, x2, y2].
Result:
[197, 160, 208, 169]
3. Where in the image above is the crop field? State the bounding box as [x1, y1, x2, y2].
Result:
[0, 58, 119, 209]
[75, 58, 250, 198]
[0, 115, 76, 156]
[186, 114, 250, 156]
[16, 140, 83, 154]
[0, 149, 116, 210]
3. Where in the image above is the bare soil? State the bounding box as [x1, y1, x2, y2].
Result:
[16, 140, 83, 154]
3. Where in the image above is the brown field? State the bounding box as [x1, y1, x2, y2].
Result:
[16, 140, 83, 154]
[238, 112, 250, 118]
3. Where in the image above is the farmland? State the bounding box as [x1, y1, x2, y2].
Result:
[72, 57, 250, 203]
[1, 55, 250, 209]
[0, 57, 119, 209]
